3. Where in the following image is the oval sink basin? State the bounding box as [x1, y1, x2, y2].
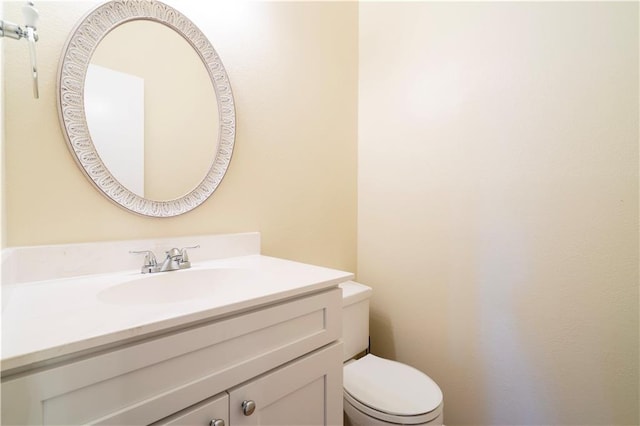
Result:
[98, 268, 256, 305]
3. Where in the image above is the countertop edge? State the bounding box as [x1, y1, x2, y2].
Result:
[1, 271, 353, 376]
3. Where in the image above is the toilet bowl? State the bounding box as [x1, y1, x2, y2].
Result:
[340, 281, 444, 426]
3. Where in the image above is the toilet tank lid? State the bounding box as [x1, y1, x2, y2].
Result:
[339, 281, 372, 306]
[343, 354, 443, 417]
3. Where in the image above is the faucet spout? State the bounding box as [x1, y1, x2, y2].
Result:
[160, 248, 183, 272]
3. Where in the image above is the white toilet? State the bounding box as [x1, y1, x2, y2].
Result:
[340, 281, 444, 426]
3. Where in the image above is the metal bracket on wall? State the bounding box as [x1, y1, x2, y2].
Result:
[0, 2, 40, 98]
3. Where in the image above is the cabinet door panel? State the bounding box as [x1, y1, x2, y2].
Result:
[152, 392, 228, 426]
[229, 343, 343, 426]
[255, 377, 325, 425]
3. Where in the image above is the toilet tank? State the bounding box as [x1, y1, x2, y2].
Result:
[339, 281, 373, 362]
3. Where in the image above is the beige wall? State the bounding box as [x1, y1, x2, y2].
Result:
[358, 2, 638, 425]
[2, 1, 358, 273]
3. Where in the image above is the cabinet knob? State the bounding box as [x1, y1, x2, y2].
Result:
[241, 400, 256, 416]
[209, 420, 225, 426]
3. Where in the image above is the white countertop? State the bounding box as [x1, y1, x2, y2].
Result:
[1, 255, 353, 373]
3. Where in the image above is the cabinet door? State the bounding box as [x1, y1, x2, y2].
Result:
[228, 343, 342, 426]
[152, 393, 228, 426]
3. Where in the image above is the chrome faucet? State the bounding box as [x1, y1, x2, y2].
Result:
[130, 245, 200, 274]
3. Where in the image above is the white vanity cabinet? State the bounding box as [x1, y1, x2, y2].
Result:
[1, 288, 343, 426]
[228, 343, 342, 426]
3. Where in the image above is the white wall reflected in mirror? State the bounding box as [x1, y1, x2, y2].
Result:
[84, 64, 145, 197]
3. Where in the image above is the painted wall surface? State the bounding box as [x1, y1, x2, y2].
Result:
[2, 1, 358, 272]
[358, 2, 638, 425]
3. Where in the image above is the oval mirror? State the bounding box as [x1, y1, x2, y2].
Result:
[57, 0, 235, 217]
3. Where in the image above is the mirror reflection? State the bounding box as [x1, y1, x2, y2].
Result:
[84, 20, 219, 201]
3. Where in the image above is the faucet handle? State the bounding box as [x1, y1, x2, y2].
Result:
[129, 250, 158, 273]
[180, 245, 200, 263]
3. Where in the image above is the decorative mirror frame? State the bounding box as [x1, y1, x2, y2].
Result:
[57, 0, 235, 217]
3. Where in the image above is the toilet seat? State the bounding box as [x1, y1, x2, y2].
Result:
[343, 354, 443, 425]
